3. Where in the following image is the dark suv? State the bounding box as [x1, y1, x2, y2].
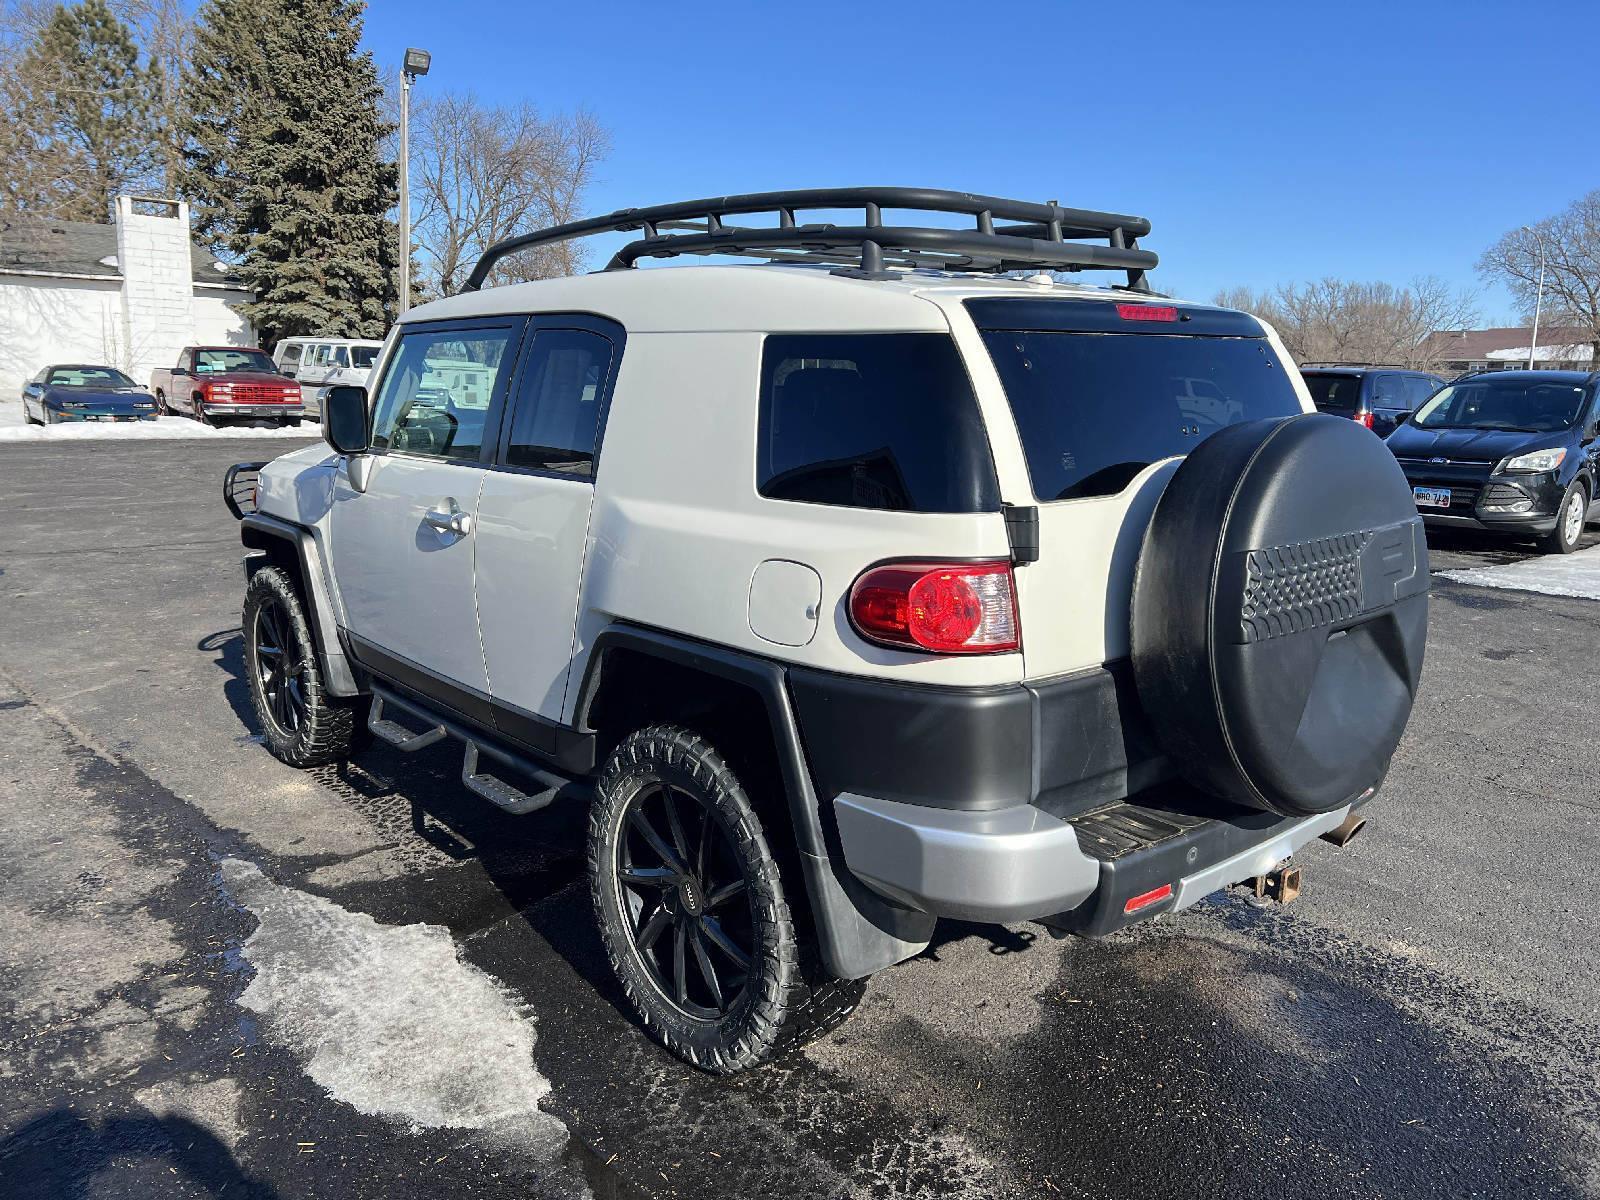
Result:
[1300, 366, 1443, 437]
[1387, 369, 1600, 554]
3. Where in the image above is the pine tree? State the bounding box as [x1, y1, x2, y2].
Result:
[181, 0, 397, 343]
[0, 0, 163, 221]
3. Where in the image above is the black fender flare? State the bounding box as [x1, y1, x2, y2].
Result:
[240, 513, 359, 697]
[573, 625, 935, 979]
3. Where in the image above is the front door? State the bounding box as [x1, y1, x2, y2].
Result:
[474, 316, 623, 739]
[330, 317, 526, 713]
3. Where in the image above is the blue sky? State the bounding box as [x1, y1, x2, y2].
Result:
[364, 0, 1598, 320]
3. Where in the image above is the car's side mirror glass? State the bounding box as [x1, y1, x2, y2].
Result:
[323, 385, 370, 455]
[172, 367, 188, 377]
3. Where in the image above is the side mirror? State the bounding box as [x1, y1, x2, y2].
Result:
[323, 385, 369, 455]
[171, 367, 189, 377]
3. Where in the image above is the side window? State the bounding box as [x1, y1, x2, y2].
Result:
[1370, 373, 1402, 405]
[280, 344, 302, 371]
[501, 328, 615, 476]
[331, 345, 350, 368]
[370, 326, 517, 461]
[758, 333, 1000, 513]
[309, 345, 330, 367]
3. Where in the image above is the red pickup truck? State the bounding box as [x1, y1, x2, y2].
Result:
[150, 346, 305, 428]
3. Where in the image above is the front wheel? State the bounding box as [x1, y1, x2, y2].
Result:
[587, 724, 865, 1073]
[1541, 481, 1588, 555]
[243, 567, 363, 766]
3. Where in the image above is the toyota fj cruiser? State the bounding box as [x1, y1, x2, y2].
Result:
[226, 189, 1430, 1073]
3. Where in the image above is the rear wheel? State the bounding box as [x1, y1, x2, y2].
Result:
[588, 724, 865, 1073]
[154, 390, 169, 416]
[1540, 481, 1588, 555]
[243, 567, 362, 766]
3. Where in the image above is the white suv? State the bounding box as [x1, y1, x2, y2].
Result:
[227, 189, 1430, 1073]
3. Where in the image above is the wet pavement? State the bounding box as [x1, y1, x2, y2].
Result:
[1, 439, 1597, 1199]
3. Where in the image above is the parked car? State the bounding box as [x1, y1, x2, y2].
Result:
[151, 346, 304, 427]
[273, 337, 385, 416]
[1300, 365, 1444, 436]
[20, 364, 158, 425]
[225, 188, 1429, 1074]
[1387, 368, 1600, 554]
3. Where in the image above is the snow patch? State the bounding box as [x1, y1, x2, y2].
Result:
[0, 409, 315, 442]
[219, 858, 562, 1136]
[1439, 545, 1600, 601]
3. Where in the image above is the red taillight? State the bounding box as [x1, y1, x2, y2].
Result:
[1124, 883, 1174, 915]
[1115, 303, 1179, 322]
[1357, 410, 1375, 429]
[848, 561, 1019, 654]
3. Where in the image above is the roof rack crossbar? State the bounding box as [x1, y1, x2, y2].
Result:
[462, 187, 1157, 292]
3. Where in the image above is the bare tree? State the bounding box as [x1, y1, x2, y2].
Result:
[408, 91, 608, 298]
[1213, 276, 1479, 369]
[1478, 190, 1600, 367]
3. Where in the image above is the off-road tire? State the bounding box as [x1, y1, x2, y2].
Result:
[587, 724, 865, 1073]
[243, 566, 362, 767]
[1540, 480, 1588, 555]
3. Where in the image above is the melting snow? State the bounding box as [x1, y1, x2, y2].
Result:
[1438, 545, 1600, 601]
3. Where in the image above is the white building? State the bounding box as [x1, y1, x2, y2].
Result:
[0, 196, 254, 396]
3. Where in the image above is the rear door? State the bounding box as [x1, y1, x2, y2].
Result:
[962, 299, 1306, 675]
[329, 317, 525, 709]
[474, 315, 623, 740]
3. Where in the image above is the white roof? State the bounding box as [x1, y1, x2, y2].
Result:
[403, 264, 1167, 335]
[1485, 342, 1593, 363]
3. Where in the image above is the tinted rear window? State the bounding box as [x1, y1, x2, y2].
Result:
[980, 331, 1303, 501]
[1302, 372, 1363, 414]
[757, 334, 999, 513]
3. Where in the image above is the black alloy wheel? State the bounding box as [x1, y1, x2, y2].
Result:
[252, 595, 308, 738]
[616, 781, 755, 1021]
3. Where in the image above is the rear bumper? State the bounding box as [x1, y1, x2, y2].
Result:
[835, 790, 1355, 928]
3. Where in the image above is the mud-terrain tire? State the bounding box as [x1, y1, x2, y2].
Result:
[588, 724, 865, 1073]
[1539, 480, 1588, 555]
[1132, 413, 1430, 818]
[242, 566, 362, 767]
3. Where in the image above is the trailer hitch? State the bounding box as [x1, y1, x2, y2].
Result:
[1240, 862, 1301, 907]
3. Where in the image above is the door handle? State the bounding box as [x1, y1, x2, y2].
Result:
[423, 504, 473, 536]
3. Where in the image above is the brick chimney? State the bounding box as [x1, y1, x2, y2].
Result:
[114, 196, 194, 384]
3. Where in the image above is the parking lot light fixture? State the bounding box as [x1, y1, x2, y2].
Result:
[1522, 225, 1546, 370]
[398, 48, 432, 315]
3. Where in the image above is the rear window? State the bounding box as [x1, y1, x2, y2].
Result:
[980, 330, 1303, 502]
[757, 334, 999, 513]
[1302, 372, 1364, 414]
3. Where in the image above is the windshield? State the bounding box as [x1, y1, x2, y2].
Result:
[980, 331, 1304, 501]
[1302, 372, 1363, 415]
[352, 346, 379, 369]
[47, 367, 136, 388]
[194, 348, 277, 374]
[1410, 377, 1587, 432]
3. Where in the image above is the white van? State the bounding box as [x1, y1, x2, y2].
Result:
[273, 337, 384, 414]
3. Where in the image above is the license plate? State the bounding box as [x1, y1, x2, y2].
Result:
[1413, 486, 1451, 509]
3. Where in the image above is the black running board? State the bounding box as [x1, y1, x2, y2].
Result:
[367, 683, 588, 815]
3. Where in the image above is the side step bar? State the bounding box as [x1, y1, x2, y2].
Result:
[366, 683, 587, 816]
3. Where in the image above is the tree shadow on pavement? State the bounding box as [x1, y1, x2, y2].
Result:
[1, 1110, 279, 1200]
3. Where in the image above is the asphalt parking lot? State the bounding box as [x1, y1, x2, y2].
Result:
[3, 437, 1598, 1200]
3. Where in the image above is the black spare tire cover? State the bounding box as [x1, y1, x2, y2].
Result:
[1131, 413, 1429, 818]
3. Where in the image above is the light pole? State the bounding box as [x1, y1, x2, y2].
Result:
[1522, 224, 1546, 370]
[398, 47, 432, 315]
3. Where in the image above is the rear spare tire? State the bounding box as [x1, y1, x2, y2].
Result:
[1131, 414, 1429, 818]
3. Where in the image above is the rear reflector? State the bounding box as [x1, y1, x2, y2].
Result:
[1357, 410, 1375, 429]
[849, 560, 1019, 654]
[1115, 303, 1179, 322]
[1123, 883, 1174, 915]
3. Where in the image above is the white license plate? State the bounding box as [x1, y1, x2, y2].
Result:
[1414, 486, 1451, 509]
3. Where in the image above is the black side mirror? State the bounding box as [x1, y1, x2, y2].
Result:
[323, 385, 369, 455]
[171, 367, 189, 377]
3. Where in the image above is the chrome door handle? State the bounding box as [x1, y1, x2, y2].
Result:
[423, 505, 473, 536]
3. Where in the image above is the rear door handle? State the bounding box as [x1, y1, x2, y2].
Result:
[423, 503, 473, 536]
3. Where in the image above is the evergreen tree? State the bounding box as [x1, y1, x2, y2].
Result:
[181, 0, 397, 343]
[1, 0, 163, 221]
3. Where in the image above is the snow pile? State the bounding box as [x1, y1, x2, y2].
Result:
[1439, 545, 1600, 601]
[0, 405, 315, 443]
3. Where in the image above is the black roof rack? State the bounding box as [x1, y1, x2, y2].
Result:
[462, 187, 1158, 293]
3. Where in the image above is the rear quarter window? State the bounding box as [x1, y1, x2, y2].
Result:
[980, 326, 1303, 502]
[757, 333, 1000, 513]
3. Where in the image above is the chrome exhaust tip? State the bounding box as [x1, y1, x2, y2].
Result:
[1320, 813, 1367, 849]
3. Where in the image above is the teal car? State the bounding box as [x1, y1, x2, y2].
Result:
[21, 365, 160, 424]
